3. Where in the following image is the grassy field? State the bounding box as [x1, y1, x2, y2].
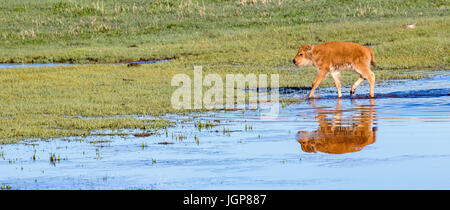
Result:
[0, 0, 449, 143]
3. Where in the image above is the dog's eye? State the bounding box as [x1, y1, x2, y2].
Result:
[299, 53, 303, 56]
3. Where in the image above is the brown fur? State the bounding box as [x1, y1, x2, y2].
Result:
[293, 41, 376, 98]
[297, 99, 377, 154]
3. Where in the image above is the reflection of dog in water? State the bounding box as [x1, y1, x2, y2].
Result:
[297, 99, 377, 154]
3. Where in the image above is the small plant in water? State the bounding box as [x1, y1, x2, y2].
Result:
[1, 185, 11, 190]
[196, 120, 217, 131]
[177, 133, 187, 141]
[96, 148, 101, 160]
[194, 135, 199, 145]
[49, 153, 59, 165]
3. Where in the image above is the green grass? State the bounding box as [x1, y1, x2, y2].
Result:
[0, 0, 449, 143]
[0, 0, 448, 67]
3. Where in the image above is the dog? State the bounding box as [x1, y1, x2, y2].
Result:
[293, 41, 376, 98]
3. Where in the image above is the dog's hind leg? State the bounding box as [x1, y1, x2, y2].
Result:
[367, 70, 376, 98]
[356, 65, 376, 98]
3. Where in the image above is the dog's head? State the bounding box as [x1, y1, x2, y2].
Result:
[297, 131, 317, 153]
[293, 45, 313, 67]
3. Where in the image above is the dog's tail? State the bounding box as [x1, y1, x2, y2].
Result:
[369, 49, 376, 67]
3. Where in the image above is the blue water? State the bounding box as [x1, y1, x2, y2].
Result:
[0, 71, 449, 189]
[0, 59, 171, 69]
[0, 63, 74, 69]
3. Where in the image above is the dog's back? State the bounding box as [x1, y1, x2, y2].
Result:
[311, 41, 375, 69]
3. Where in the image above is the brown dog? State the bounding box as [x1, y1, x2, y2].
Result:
[293, 41, 376, 98]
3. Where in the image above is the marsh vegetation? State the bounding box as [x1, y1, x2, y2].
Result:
[0, 0, 448, 143]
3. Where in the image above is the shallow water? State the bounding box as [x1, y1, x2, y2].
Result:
[0, 72, 449, 189]
[0, 59, 170, 69]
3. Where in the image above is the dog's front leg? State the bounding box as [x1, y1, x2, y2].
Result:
[307, 69, 328, 98]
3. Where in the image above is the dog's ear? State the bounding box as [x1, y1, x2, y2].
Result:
[305, 45, 314, 58]
[300, 44, 312, 50]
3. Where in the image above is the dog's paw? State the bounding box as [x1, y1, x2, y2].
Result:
[306, 94, 317, 99]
